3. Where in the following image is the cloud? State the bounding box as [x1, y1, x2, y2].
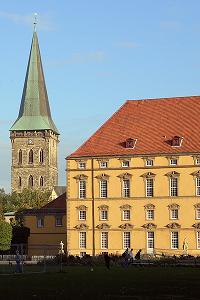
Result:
[69, 51, 107, 64]
[161, 21, 181, 30]
[0, 11, 57, 31]
[115, 42, 141, 48]
[92, 72, 112, 77]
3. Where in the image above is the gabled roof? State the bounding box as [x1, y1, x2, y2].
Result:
[68, 96, 200, 158]
[10, 28, 59, 134]
[42, 192, 66, 209]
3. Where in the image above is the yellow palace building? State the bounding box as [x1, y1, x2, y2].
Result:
[66, 96, 200, 257]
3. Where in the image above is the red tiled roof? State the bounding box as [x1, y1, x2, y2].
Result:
[68, 96, 200, 157]
[42, 192, 66, 209]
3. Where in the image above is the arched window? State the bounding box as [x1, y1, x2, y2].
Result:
[39, 149, 44, 163]
[28, 175, 33, 187]
[29, 149, 33, 163]
[40, 176, 44, 187]
[19, 177, 22, 187]
[19, 150, 22, 164]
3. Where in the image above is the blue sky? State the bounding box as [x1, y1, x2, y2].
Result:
[1, 0, 200, 193]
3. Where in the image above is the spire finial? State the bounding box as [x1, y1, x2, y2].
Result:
[34, 13, 37, 31]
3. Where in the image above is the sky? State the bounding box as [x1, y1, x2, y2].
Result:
[1, 0, 200, 193]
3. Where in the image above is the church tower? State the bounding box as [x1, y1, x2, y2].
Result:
[10, 26, 59, 194]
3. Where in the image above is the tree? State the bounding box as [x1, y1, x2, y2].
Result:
[0, 221, 12, 251]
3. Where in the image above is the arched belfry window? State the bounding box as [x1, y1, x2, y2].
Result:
[40, 149, 44, 163]
[29, 149, 33, 164]
[28, 175, 33, 187]
[19, 150, 22, 164]
[40, 176, 44, 187]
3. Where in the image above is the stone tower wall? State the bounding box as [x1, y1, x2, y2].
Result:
[10, 130, 59, 193]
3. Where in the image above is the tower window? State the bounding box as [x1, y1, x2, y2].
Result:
[19, 177, 22, 187]
[19, 150, 22, 164]
[29, 175, 33, 187]
[29, 149, 33, 164]
[40, 176, 44, 187]
[40, 149, 44, 163]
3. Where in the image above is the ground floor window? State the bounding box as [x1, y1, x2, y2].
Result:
[101, 232, 108, 249]
[79, 232, 86, 249]
[55, 218, 62, 227]
[123, 232, 130, 249]
[80, 252, 86, 257]
[171, 231, 178, 249]
[147, 232, 154, 253]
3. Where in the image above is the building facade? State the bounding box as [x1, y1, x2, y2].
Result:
[66, 97, 200, 257]
[10, 27, 59, 193]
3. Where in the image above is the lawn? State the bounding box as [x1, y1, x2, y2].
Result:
[0, 266, 200, 299]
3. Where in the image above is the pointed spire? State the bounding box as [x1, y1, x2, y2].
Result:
[10, 27, 59, 134]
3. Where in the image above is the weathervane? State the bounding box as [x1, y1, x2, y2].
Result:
[34, 13, 37, 31]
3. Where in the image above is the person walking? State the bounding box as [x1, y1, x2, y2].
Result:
[124, 248, 129, 267]
[15, 250, 22, 273]
[129, 248, 133, 266]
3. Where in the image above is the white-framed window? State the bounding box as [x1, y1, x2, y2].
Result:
[170, 178, 178, 196]
[55, 218, 62, 227]
[122, 161, 129, 167]
[146, 179, 153, 197]
[146, 210, 154, 220]
[196, 209, 200, 219]
[123, 180, 130, 197]
[79, 211, 86, 220]
[79, 181, 86, 199]
[79, 163, 86, 169]
[123, 232, 130, 249]
[171, 232, 178, 249]
[197, 232, 200, 249]
[171, 209, 178, 220]
[146, 160, 153, 166]
[100, 180, 107, 198]
[79, 232, 86, 249]
[101, 210, 108, 220]
[123, 210, 130, 220]
[100, 162, 107, 168]
[170, 159, 177, 165]
[196, 159, 200, 165]
[80, 252, 86, 257]
[196, 178, 200, 196]
[37, 218, 44, 228]
[101, 232, 108, 249]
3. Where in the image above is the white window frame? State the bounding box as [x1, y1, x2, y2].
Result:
[146, 210, 154, 220]
[146, 160, 153, 167]
[79, 211, 86, 221]
[101, 210, 108, 220]
[101, 232, 108, 249]
[37, 218, 44, 228]
[123, 232, 130, 249]
[79, 181, 86, 199]
[197, 232, 200, 249]
[171, 231, 178, 249]
[123, 180, 130, 198]
[100, 162, 107, 168]
[123, 210, 130, 220]
[170, 178, 178, 197]
[122, 161, 129, 167]
[100, 180, 107, 198]
[79, 163, 86, 169]
[79, 232, 86, 249]
[170, 159, 177, 165]
[196, 209, 200, 219]
[80, 252, 86, 257]
[55, 218, 62, 227]
[146, 179, 153, 197]
[196, 159, 200, 165]
[196, 178, 200, 196]
[171, 209, 178, 220]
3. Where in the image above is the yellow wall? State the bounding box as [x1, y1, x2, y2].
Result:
[66, 154, 200, 257]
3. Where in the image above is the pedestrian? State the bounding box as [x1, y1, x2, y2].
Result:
[123, 248, 129, 267]
[15, 250, 22, 273]
[135, 249, 142, 260]
[104, 253, 110, 270]
[129, 248, 133, 266]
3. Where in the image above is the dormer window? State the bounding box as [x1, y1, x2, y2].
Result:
[170, 159, 177, 166]
[79, 163, 86, 169]
[172, 136, 183, 147]
[122, 161, 129, 167]
[146, 160, 153, 167]
[126, 138, 137, 149]
[100, 162, 107, 168]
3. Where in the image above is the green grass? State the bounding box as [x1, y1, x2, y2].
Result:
[0, 266, 200, 299]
